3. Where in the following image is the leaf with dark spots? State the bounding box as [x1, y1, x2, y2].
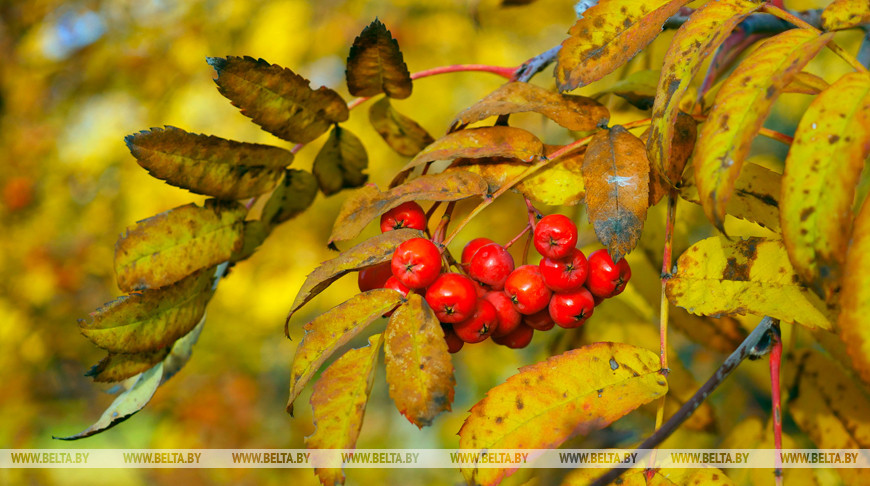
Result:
[346, 19, 412, 99]
[821, 0, 870, 31]
[368, 97, 434, 157]
[285, 228, 426, 324]
[647, 112, 697, 206]
[86, 348, 171, 383]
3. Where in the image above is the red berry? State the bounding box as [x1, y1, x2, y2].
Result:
[442, 325, 464, 353]
[468, 243, 515, 290]
[533, 214, 578, 259]
[425, 273, 478, 323]
[380, 201, 427, 232]
[524, 308, 555, 331]
[471, 279, 487, 298]
[483, 291, 522, 337]
[382, 276, 412, 317]
[585, 249, 632, 298]
[504, 265, 552, 315]
[492, 323, 534, 349]
[462, 237, 494, 266]
[549, 287, 595, 328]
[391, 238, 442, 289]
[539, 248, 589, 292]
[454, 299, 498, 343]
[592, 292, 605, 306]
[358, 262, 393, 292]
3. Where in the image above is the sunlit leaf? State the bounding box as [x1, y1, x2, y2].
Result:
[114, 199, 245, 292]
[384, 294, 454, 428]
[459, 342, 667, 486]
[207, 56, 348, 143]
[648, 0, 762, 187]
[80, 268, 215, 353]
[307, 334, 383, 486]
[821, 0, 870, 31]
[597, 69, 660, 110]
[401, 126, 544, 173]
[555, 0, 690, 91]
[693, 29, 832, 230]
[666, 237, 832, 330]
[368, 97, 434, 157]
[286, 289, 403, 415]
[838, 195, 870, 388]
[721, 417, 806, 486]
[346, 19, 412, 99]
[450, 82, 609, 132]
[124, 126, 292, 200]
[583, 125, 650, 262]
[85, 348, 170, 384]
[784, 71, 830, 95]
[781, 72, 870, 298]
[647, 112, 696, 206]
[329, 171, 487, 243]
[564, 466, 733, 485]
[261, 169, 319, 225]
[312, 125, 369, 196]
[285, 228, 426, 324]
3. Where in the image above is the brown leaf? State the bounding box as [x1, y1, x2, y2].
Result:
[312, 125, 369, 196]
[368, 97, 434, 157]
[261, 169, 319, 225]
[86, 348, 171, 383]
[384, 294, 454, 428]
[346, 19, 412, 99]
[583, 125, 650, 261]
[450, 82, 609, 132]
[648, 112, 697, 206]
[207, 56, 348, 144]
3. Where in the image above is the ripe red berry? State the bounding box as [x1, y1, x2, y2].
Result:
[468, 243, 515, 290]
[454, 299, 498, 343]
[585, 249, 632, 298]
[549, 287, 595, 328]
[492, 323, 534, 349]
[425, 273, 478, 323]
[462, 237, 494, 266]
[380, 201, 427, 232]
[382, 276, 412, 317]
[533, 214, 578, 259]
[523, 308, 555, 331]
[539, 247, 589, 292]
[358, 262, 393, 292]
[442, 325, 464, 353]
[504, 264, 552, 315]
[483, 291, 522, 337]
[391, 238, 442, 289]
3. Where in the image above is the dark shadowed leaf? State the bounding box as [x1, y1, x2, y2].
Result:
[821, 0, 870, 31]
[597, 69, 660, 110]
[648, 112, 697, 206]
[583, 125, 650, 261]
[346, 19, 412, 99]
[86, 348, 170, 383]
[261, 169, 319, 225]
[401, 126, 544, 174]
[125, 126, 292, 200]
[114, 199, 246, 292]
[312, 125, 369, 196]
[384, 294, 454, 428]
[230, 220, 272, 264]
[369, 97, 434, 156]
[207, 56, 348, 143]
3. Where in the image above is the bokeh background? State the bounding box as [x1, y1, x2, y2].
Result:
[0, 0, 862, 485]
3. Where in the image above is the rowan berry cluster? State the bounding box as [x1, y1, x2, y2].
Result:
[357, 203, 631, 353]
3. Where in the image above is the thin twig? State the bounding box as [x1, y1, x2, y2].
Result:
[770, 322, 784, 486]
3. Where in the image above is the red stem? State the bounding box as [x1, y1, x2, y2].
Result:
[770, 326, 784, 485]
[504, 224, 531, 250]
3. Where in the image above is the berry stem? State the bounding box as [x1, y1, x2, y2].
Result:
[770, 321, 784, 485]
[504, 224, 532, 250]
[432, 201, 457, 246]
[525, 196, 541, 228]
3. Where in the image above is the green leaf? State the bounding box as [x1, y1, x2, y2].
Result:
[312, 125, 369, 196]
[346, 19, 412, 98]
[207, 56, 348, 144]
[369, 97, 434, 157]
[125, 126, 292, 200]
[86, 348, 171, 383]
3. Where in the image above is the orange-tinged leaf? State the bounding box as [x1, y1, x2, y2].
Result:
[597, 69, 660, 110]
[450, 82, 609, 132]
[79, 268, 216, 353]
[583, 125, 650, 261]
[85, 348, 170, 383]
[564, 466, 733, 485]
[784, 71, 830, 95]
[648, 112, 697, 206]
[781, 72, 870, 298]
[114, 199, 245, 292]
[306, 334, 383, 486]
[207, 56, 348, 144]
[125, 126, 292, 200]
[286, 228, 426, 323]
[648, 0, 762, 186]
[261, 169, 319, 225]
[821, 0, 870, 31]
[329, 171, 487, 243]
[458, 342, 667, 486]
[787, 349, 870, 485]
[346, 19, 412, 99]
[286, 289, 403, 415]
[368, 97, 434, 157]
[555, 0, 691, 91]
[693, 29, 832, 230]
[838, 195, 870, 388]
[384, 294, 454, 428]
[312, 125, 369, 196]
[666, 237, 833, 330]
[401, 126, 544, 173]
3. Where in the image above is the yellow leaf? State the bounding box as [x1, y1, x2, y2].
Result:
[306, 334, 384, 486]
[458, 342, 667, 486]
[781, 72, 870, 299]
[839, 195, 870, 388]
[368, 97, 433, 157]
[666, 237, 833, 330]
[693, 29, 832, 230]
[784, 71, 830, 95]
[384, 294, 455, 428]
[556, 0, 690, 91]
[564, 466, 734, 485]
[85, 348, 170, 383]
[721, 417, 815, 486]
[597, 69, 660, 110]
[821, 0, 870, 31]
[346, 19, 412, 98]
[401, 126, 545, 173]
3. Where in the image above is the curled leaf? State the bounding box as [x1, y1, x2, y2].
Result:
[648, 112, 697, 206]
[312, 125, 369, 196]
[346, 19, 412, 98]
[86, 348, 171, 383]
[401, 126, 544, 173]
